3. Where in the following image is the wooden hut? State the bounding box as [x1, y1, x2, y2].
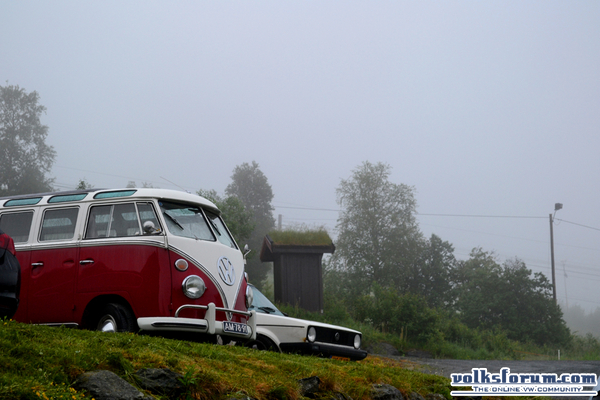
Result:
[259, 230, 335, 313]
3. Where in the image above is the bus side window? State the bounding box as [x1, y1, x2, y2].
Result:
[111, 203, 138, 237]
[137, 202, 161, 235]
[39, 208, 79, 241]
[0, 211, 34, 243]
[85, 205, 111, 239]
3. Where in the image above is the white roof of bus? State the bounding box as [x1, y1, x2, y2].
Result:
[0, 188, 220, 213]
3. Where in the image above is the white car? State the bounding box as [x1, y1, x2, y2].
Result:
[246, 285, 367, 361]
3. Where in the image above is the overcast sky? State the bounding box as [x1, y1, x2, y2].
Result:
[2, 2, 599, 311]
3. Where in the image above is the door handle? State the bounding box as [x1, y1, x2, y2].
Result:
[79, 259, 94, 265]
[31, 262, 44, 267]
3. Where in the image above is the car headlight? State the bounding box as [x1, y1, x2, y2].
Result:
[245, 284, 254, 309]
[182, 275, 206, 299]
[307, 326, 317, 343]
[354, 334, 361, 349]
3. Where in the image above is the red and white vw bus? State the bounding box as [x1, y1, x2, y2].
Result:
[0, 188, 255, 342]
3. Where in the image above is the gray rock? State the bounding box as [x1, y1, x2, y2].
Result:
[367, 342, 402, 357]
[424, 394, 445, 400]
[134, 368, 185, 397]
[74, 370, 154, 400]
[330, 392, 353, 399]
[408, 392, 426, 400]
[371, 383, 405, 400]
[298, 376, 321, 398]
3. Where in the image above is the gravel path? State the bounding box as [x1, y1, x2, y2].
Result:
[403, 357, 600, 379]
[372, 355, 600, 399]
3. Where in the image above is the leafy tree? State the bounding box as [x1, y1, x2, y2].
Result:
[197, 189, 254, 245]
[331, 161, 423, 295]
[453, 248, 571, 347]
[0, 84, 56, 196]
[409, 234, 457, 309]
[76, 178, 93, 190]
[224, 161, 275, 287]
[126, 181, 154, 188]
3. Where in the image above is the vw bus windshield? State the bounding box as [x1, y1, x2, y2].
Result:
[159, 201, 215, 241]
[204, 210, 237, 249]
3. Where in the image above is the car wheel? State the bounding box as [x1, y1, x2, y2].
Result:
[95, 303, 137, 333]
[248, 335, 278, 351]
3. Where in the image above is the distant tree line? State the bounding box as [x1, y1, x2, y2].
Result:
[562, 303, 600, 338]
[326, 161, 570, 347]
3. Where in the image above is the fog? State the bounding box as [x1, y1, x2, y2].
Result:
[2, 2, 599, 314]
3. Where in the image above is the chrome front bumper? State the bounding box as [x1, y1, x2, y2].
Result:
[137, 302, 256, 340]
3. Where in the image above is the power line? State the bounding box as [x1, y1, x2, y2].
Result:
[556, 218, 600, 232]
[53, 165, 190, 191]
[418, 213, 546, 219]
[274, 205, 340, 212]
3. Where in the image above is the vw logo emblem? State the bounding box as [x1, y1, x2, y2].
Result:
[217, 257, 235, 286]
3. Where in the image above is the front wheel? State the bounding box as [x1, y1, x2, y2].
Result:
[95, 303, 138, 333]
[247, 334, 278, 352]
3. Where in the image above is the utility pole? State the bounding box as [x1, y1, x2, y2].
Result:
[550, 203, 563, 305]
[549, 213, 557, 304]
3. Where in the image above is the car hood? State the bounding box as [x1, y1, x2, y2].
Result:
[254, 311, 361, 335]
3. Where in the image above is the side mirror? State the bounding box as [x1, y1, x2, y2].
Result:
[143, 221, 161, 235]
[243, 244, 251, 265]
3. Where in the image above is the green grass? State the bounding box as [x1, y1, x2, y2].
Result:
[268, 228, 333, 247]
[0, 318, 565, 400]
[0, 319, 453, 400]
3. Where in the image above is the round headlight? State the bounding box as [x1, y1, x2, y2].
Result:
[245, 285, 254, 309]
[353, 334, 361, 349]
[182, 275, 206, 299]
[307, 326, 317, 343]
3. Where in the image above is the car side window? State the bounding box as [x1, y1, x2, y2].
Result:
[39, 208, 79, 241]
[0, 211, 34, 243]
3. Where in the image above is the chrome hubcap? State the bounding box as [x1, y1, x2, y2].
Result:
[98, 316, 117, 332]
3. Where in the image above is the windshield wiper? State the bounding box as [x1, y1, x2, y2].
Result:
[163, 211, 184, 230]
[258, 306, 278, 314]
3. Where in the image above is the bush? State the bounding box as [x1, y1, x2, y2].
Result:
[351, 284, 440, 345]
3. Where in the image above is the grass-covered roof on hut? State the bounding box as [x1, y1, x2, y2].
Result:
[267, 228, 332, 247]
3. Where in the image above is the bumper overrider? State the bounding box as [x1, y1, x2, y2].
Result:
[137, 303, 256, 340]
[279, 342, 368, 361]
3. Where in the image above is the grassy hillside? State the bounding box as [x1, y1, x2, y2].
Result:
[1, 319, 454, 400]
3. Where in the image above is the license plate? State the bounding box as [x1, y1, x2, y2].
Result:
[223, 321, 249, 335]
[331, 356, 350, 361]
